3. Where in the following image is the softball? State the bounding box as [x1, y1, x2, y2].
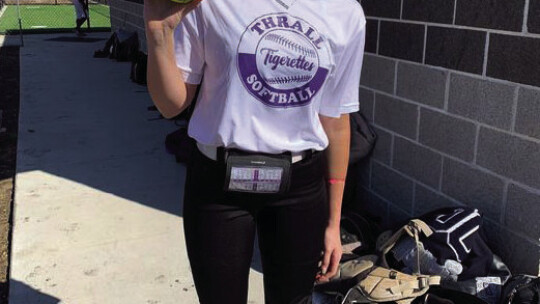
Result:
[256, 30, 319, 90]
[170, 0, 194, 3]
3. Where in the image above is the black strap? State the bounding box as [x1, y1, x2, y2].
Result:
[217, 147, 226, 162]
[215, 147, 316, 163]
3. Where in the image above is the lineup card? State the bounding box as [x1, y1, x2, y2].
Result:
[229, 167, 283, 192]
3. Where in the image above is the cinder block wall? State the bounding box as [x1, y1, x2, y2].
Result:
[357, 0, 540, 275]
[109, 0, 540, 275]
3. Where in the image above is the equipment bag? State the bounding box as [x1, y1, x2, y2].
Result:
[500, 275, 540, 304]
[348, 219, 442, 304]
[93, 32, 116, 58]
[165, 127, 195, 163]
[379, 220, 435, 275]
[440, 255, 511, 304]
[340, 209, 382, 255]
[349, 110, 376, 165]
[110, 30, 139, 62]
[316, 220, 441, 304]
[413, 287, 489, 304]
[130, 51, 147, 85]
[315, 254, 441, 304]
[341, 265, 441, 304]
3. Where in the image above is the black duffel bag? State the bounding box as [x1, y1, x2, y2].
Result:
[348, 110, 376, 165]
[130, 51, 147, 85]
[413, 287, 489, 304]
[500, 275, 540, 304]
[110, 30, 139, 62]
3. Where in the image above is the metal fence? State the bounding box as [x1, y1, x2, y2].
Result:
[0, 0, 111, 35]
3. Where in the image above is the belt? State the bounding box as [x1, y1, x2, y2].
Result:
[196, 142, 314, 164]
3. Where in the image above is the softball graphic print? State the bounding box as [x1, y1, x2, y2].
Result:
[237, 13, 332, 107]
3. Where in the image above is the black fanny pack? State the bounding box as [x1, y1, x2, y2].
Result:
[223, 149, 292, 194]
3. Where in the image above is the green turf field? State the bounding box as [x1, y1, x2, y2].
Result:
[0, 4, 110, 33]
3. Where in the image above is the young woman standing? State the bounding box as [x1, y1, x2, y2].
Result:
[144, 0, 366, 302]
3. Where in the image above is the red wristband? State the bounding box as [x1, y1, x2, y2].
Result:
[327, 178, 346, 185]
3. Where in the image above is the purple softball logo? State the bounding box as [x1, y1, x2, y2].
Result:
[237, 14, 332, 107]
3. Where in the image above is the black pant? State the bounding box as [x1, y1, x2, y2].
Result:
[183, 147, 329, 304]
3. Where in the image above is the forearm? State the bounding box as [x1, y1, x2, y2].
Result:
[320, 114, 350, 228]
[146, 25, 191, 119]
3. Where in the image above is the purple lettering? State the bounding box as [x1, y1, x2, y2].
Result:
[260, 48, 315, 72]
[250, 23, 264, 35]
[312, 37, 324, 49]
[305, 27, 316, 40]
[270, 55, 280, 70]
[261, 17, 277, 30]
[276, 16, 290, 28]
[291, 21, 303, 32]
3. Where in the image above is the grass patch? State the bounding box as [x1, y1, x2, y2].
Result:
[0, 4, 110, 33]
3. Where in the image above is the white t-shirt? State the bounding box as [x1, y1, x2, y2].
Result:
[174, 0, 366, 154]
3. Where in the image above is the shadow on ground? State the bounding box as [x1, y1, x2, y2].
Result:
[45, 36, 107, 43]
[6, 281, 60, 304]
[17, 33, 185, 216]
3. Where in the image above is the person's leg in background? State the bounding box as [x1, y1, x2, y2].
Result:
[257, 154, 329, 304]
[183, 148, 258, 304]
[72, 0, 87, 36]
[76, 17, 87, 30]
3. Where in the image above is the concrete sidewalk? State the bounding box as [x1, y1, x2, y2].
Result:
[8, 33, 264, 304]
